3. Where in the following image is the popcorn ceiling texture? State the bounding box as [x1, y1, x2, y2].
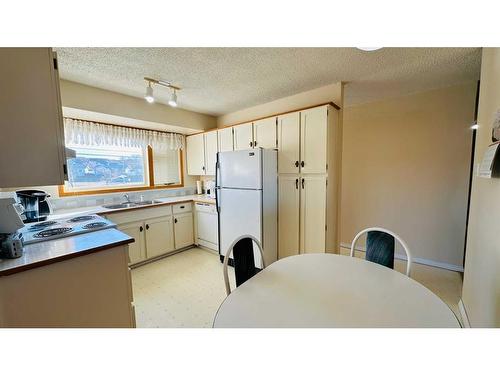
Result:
[55, 48, 481, 115]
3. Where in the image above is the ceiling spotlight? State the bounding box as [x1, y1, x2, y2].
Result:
[144, 77, 181, 106]
[356, 47, 383, 52]
[168, 89, 178, 107]
[144, 82, 154, 103]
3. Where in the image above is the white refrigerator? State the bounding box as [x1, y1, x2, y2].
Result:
[216, 148, 277, 268]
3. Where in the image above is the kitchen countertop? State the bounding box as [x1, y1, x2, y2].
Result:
[0, 195, 215, 277]
[0, 228, 134, 277]
[49, 194, 216, 220]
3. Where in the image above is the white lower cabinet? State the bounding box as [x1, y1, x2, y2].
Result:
[105, 204, 194, 265]
[174, 212, 194, 249]
[118, 221, 146, 264]
[145, 216, 175, 258]
[299, 175, 327, 254]
[278, 174, 327, 259]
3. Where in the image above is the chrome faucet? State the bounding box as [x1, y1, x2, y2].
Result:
[123, 194, 131, 203]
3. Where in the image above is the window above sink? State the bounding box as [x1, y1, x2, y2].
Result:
[59, 118, 185, 197]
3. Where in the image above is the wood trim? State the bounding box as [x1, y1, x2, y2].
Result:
[147, 146, 155, 186]
[186, 101, 341, 138]
[58, 148, 185, 197]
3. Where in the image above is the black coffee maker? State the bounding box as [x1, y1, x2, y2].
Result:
[16, 190, 51, 223]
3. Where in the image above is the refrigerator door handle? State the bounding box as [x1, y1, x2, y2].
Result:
[215, 152, 220, 213]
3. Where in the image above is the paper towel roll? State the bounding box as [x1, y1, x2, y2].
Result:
[196, 180, 202, 195]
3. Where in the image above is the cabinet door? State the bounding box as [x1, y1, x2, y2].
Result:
[278, 175, 300, 259]
[233, 122, 254, 150]
[174, 213, 194, 249]
[277, 112, 300, 174]
[204, 131, 218, 175]
[118, 221, 146, 264]
[0, 48, 66, 188]
[254, 117, 277, 149]
[217, 127, 234, 153]
[186, 133, 205, 175]
[300, 106, 328, 174]
[300, 175, 327, 254]
[145, 216, 175, 258]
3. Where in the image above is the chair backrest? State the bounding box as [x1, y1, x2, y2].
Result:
[223, 234, 265, 296]
[350, 227, 412, 277]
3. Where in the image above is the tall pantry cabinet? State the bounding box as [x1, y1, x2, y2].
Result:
[278, 104, 341, 258]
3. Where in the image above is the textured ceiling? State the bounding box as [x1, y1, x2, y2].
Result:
[55, 48, 481, 115]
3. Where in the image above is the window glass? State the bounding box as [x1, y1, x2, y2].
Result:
[153, 149, 181, 186]
[64, 145, 147, 191]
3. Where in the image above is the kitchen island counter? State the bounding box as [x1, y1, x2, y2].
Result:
[0, 228, 133, 276]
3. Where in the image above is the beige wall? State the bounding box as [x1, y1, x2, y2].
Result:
[461, 48, 500, 327]
[341, 82, 477, 268]
[61, 80, 217, 132]
[217, 82, 343, 127]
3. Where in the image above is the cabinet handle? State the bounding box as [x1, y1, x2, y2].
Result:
[174, 218, 178, 224]
[202, 166, 205, 171]
[249, 141, 253, 147]
[301, 161, 305, 168]
[146, 224, 150, 230]
[301, 178, 305, 189]
[180, 205, 185, 209]
[254, 141, 257, 147]
[139, 226, 143, 232]
[295, 161, 299, 168]
[295, 178, 299, 189]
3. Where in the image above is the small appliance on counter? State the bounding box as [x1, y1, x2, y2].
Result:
[16, 189, 51, 223]
[205, 180, 216, 198]
[0, 198, 26, 259]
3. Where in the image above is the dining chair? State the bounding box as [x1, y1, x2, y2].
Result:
[223, 234, 266, 296]
[350, 227, 412, 277]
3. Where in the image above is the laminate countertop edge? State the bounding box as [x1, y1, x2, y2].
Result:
[0, 229, 134, 277]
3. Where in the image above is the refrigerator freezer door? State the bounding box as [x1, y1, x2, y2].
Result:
[219, 188, 263, 268]
[219, 149, 262, 189]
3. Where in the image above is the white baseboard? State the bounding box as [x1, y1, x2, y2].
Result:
[458, 299, 471, 328]
[340, 242, 464, 272]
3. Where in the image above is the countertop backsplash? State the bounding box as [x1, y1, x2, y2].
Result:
[0, 186, 197, 213]
[50, 187, 197, 212]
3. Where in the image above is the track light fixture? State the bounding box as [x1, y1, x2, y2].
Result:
[144, 82, 154, 103]
[168, 89, 178, 107]
[143, 77, 181, 107]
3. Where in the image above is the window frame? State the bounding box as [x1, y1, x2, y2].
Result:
[59, 146, 185, 197]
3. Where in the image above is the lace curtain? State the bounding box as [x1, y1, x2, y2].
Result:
[64, 118, 184, 152]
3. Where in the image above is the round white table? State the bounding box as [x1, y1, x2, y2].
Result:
[213, 254, 460, 328]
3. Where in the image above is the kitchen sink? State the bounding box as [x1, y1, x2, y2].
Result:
[102, 200, 158, 210]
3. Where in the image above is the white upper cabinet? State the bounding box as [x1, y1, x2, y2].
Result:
[277, 112, 301, 174]
[299, 175, 327, 254]
[233, 122, 254, 150]
[253, 117, 277, 149]
[204, 131, 218, 175]
[217, 127, 234, 153]
[300, 106, 328, 174]
[0, 48, 66, 188]
[186, 133, 205, 175]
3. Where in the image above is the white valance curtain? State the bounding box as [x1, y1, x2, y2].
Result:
[64, 118, 184, 152]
